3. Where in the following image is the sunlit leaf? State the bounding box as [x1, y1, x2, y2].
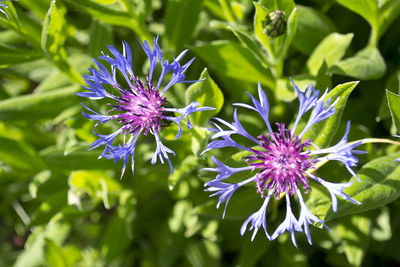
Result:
[165, 0, 204, 50]
[0, 44, 42, 67]
[41, 0, 83, 83]
[185, 68, 224, 126]
[386, 90, 400, 131]
[191, 41, 274, 89]
[307, 33, 353, 76]
[293, 5, 336, 55]
[0, 86, 79, 120]
[331, 46, 386, 80]
[333, 215, 371, 267]
[303, 81, 359, 148]
[309, 152, 400, 222]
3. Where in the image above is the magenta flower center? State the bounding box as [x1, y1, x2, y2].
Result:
[112, 78, 166, 135]
[246, 123, 314, 198]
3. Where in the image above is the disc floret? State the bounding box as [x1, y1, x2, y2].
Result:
[112, 78, 166, 135]
[246, 123, 314, 198]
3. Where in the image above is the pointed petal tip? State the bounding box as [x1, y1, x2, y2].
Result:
[200, 149, 209, 156]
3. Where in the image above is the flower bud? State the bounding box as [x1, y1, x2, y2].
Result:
[263, 10, 287, 38]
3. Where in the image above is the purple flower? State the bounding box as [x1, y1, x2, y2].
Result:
[77, 37, 213, 177]
[0, 0, 15, 19]
[202, 81, 364, 246]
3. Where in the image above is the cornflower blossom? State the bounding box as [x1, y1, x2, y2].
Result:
[0, 0, 15, 19]
[202, 80, 365, 246]
[77, 37, 213, 176]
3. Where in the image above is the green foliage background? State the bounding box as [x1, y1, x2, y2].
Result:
[1, 0, 400, 266]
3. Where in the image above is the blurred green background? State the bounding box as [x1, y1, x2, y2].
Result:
[1, 0, 400, 266]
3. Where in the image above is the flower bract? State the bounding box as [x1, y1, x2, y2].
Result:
[77, 37, 213, 177]
[202, 80, 365, 246]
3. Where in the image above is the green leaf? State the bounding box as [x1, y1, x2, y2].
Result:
[69, 170, 120, 193]
[315, 61, 332, 91]
[30, 191, 68, 226]
[276, 76, 314, 102]
[278, 240, 308, 267]
[0, 30, 20, 46]
[237, 234, 271, 266]
[44, 239, 68, 267]
[218, 0, 236, 22]
[40, 145, 117, 170]
[0, 137, 45, 171]
[231, 1, 246, 21]
[0, 44, 42, 67]
[330, 46, 386, 80]
[273, 7, 298, 77]
[65, 0, 151, 40]
[293, 5, 336, 55]
[64, 0, 130, 25]
[377, 0, 400, 40]
[386, 90, 400, 132]
[253, 3, 273, 60]
[371, 207, 391, 241]
[191, 41, 274, 89]
[29, 170, 52, 199]
[190, 126, 210, 156]
[303, 81, 359, 148]
[334, 215, 371, 267]
[0, 86, 80, 120]
[41, 0, 67, 60]
[228, 26, 268, 65]
[68, 170, 121, 208]
[277, 7, 297, 63]
[0, 2, 42, 49]
[94, 0, 118, 3]
[336, 0, 378, 32]
[185, 68, 224, 126]
[101, 213, 132, 261]
[377, 71, 400, 121]
[310, 152, 400, 222]
[35, 54, 91, 93]
[184, 240, 220, 267]
[165, 0, 204, 50]
[195, 187, 261, 220]
[14, 235, 46, 267]
[41, 0, 83, 83]
[168, 155, 198, 190]
[259, 0, 295, 17]
[254, 1, 296, 67]
[89, 19, 113, 57]
[204, 0, 225, 20]
[14, 223, 70, 267]
[18, 0, 50, 19]
[307, 33, 353, 76]
[336, 0, 400, 44]
[168, 200, 194, 233]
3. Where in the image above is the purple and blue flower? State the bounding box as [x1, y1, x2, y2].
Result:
[77, 37, 213, 176]
[202, 80, 365, 246]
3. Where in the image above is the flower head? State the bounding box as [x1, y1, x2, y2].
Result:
[77, 37, 213, 177]
[0, 0, 15, 19]
[202, 80, 364, 246]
